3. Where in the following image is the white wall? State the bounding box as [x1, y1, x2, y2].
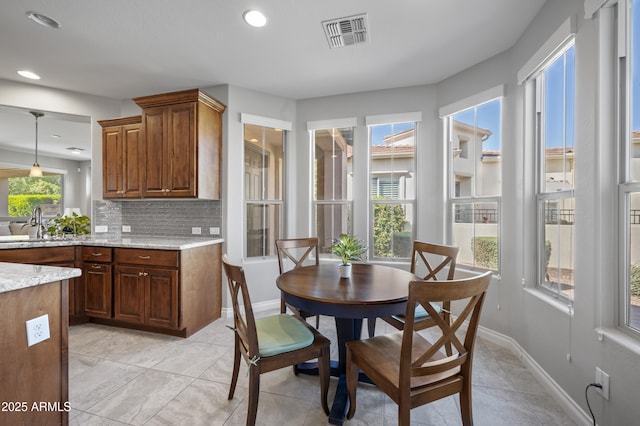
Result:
[0, 79, 122, 214]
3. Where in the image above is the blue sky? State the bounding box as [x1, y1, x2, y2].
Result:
[370, 122, 415, 145]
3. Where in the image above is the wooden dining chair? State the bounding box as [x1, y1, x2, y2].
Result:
[346, 271, 492, 426]
[222, 255, 331, 425]
[374, 241, 459, 339]
[275, 237, 320, 328]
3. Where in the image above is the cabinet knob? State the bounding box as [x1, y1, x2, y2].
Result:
[138, 271, 144, 276]
[144, 272, 149, 277]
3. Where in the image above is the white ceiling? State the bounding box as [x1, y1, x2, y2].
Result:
[0, 0, 546, 160]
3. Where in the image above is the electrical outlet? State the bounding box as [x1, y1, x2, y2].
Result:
[122, 225, 131, 233]
[210, 226, 220, 235]
[595, 367, 610, 400]
[95, 225, 108, 233]
[192, 227, 202, 235]
[26, 314, 50, 347]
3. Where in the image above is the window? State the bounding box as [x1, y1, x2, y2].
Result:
[621, 0, 640, 332]
[534, 42, 576, 300]
[6, 174, 62, 218]
[443, 95, 502, 271]
[368, 121, 416, 260]
[311, 124, 354, 253]
[243, 121, 285, 258]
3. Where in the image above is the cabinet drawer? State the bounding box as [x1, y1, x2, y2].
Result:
[82, 246, 113, 262]
[114, 248, 179, 268]
[0, 246, 75, 264]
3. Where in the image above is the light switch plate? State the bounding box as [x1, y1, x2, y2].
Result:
[122, 225, 131, 233]
[210, 227, 220, 235]
[192, 227, 202, 235]
[26, 314, 50, 346]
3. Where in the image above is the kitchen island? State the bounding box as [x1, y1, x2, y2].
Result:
[0, 262, 81, 426]
[0, 236, 223, 337]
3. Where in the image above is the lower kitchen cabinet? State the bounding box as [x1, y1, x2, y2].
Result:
[110, 243, 220, 337]
[0, 241, 221, 337]
[82, 246, 113, 319]
[83, 262, 113, 318]
[114, 264, 179, 329]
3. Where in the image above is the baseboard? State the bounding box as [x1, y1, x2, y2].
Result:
[476, 325, 592, 426]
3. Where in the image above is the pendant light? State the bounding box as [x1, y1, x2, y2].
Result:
[29, 111, 44, 177]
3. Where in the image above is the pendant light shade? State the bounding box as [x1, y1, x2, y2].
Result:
[29, 111, 44, 177]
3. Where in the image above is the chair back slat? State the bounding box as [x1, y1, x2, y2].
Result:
[276, 238, 319, 274]
[400, 272, 492, 387]
[222, 255, 260, 359]
[410, 241, 459, 281]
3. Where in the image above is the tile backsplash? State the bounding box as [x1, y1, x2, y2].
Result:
[93, 200, 222, 238]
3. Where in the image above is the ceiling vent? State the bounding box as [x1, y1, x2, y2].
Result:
[322, 14, 369, 49]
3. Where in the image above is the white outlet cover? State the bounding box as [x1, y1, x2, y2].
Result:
[192, 227, 202, 235]
[122, 225, 131, 232]
[26, 314, 50, 347]
[95, 225, 108, 233]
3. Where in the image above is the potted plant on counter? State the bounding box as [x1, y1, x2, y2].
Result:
[330, 233, 367, 278]
[47, 212, 91, 239]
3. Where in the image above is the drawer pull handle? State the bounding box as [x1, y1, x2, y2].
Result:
[91, 265, 102, 270]
[138, 255, 151, 260]
[91, 253, 102, 256]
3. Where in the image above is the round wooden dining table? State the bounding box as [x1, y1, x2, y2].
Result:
[276, 262, 418, 425]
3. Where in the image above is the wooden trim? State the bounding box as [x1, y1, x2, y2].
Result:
[133, 88, 226, 113]
[97, 115, 142, 127]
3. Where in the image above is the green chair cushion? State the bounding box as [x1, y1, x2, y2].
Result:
[414, 302, 441, 319]
[394, 302, 441, 320]
[255, 314, 315, 357]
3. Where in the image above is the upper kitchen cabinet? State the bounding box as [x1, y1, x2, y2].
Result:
[133, 89, 226, 199]
[98, 116, 143, 199]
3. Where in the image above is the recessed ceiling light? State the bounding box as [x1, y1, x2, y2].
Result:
[17, 70, 40, 80]
[66, 147, 84, 155]
[243, 10, 267, 28]
[26, 11, 61, 29]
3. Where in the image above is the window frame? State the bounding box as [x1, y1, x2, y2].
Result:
[366, 114, 420, 262]
[241, 113, 291, 259]
[308, 120, 357, 255]
[440, 87, 504, 273]
[619, 0, 640, 336]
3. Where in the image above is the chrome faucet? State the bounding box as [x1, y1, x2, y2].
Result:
[30, 206, 45, 239]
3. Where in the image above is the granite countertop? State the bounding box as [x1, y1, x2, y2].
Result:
[0, 262, 82, 294]
[0, 236, 224, 250]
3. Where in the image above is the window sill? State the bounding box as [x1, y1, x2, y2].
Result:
[523, 287, 574, 316]
[595, 327, 640, 356]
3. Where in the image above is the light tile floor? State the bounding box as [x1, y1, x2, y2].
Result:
[68, 311, 578, 426]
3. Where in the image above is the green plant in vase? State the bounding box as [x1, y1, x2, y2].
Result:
[330, 234, 367, 278]
[47, 212, 91, 239]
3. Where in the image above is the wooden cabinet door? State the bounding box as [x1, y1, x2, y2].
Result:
[143, 106, 168, 197]
[145, 267, 179, 329]
[122, 123, 143, 197]
[102, 125, 124, 198]
[83, 263, 113, 318]
[114, 265, 145, 324]
[166, 102, 196, 197]
[100, 117, 142, 199]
